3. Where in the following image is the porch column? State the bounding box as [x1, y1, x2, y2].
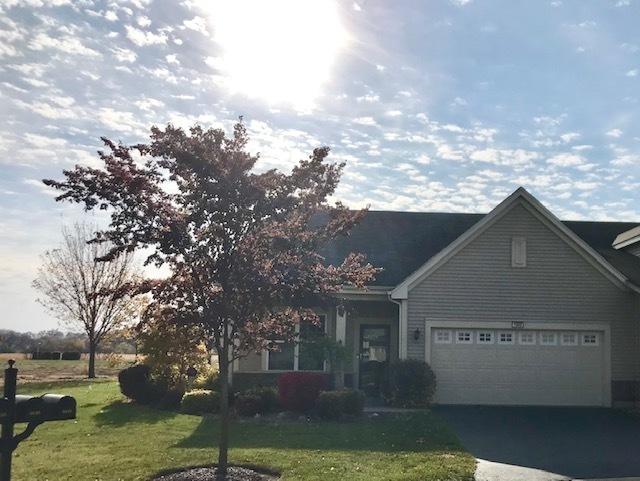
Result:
[336, 305, 347, 345]
[399, 299, 408, 359]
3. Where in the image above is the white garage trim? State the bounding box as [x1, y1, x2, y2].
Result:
[424, 319, 612, 407]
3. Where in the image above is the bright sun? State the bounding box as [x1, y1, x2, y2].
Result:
[206, 0, 347, 109]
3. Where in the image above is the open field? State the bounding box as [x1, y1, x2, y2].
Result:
[12, 381, 475, 481]
[0, 356, 135, 385]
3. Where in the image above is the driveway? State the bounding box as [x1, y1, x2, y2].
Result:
[434, 406, 640, 481]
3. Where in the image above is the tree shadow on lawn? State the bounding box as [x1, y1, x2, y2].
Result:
[94, 400, 179, 427]
[175, 412, 465, 454]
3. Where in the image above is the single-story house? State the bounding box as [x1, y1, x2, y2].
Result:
[233, 187, 640, 407]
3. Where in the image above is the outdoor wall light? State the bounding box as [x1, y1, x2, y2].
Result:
[413, 328, 421, 340]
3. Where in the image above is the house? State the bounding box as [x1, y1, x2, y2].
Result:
[233, 187, 640, 407]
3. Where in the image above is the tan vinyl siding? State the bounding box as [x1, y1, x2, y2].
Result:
[237, 352, 262, 371]
[407, 202, 640, 381]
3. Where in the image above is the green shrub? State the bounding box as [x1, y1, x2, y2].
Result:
[193, 367, 220, 390]
[181, 389, 220, 415]
[235, 387, 279, 417]
[317, 389, 365, 420]
[382, 360, 436, 408]
[118, 364, 167, 405]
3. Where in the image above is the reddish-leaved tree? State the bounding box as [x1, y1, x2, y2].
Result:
[44, 121, 378, 480]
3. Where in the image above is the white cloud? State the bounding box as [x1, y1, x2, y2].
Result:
[352, 117, 378, 127]
[606, 128, 623, 138]
[125, 25, 167, 46]
[135, 98, 165, 111]
[24, 133, 67, 148]
[386, 110, 402, 117]
[449, 0, 473, 5]
[547, 153, 585, 167]
[137, 15, 151, 27]
[182, 16, 209, 36]
[165, 54, 179, 65]
[111, 46, 137, 63]
[29, 33, 100, 57]
[626, 69, 638, 77]
[104, 10, 118, 21]
[560, 132, 580, 143]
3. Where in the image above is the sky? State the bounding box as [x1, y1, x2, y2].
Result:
[1, 0, 639, 332]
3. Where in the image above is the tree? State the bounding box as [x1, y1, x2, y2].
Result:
[33, 223, 141, 378]
[43, 121, 378, 480]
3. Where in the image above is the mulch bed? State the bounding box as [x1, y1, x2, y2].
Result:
[151, 466, 279, 481]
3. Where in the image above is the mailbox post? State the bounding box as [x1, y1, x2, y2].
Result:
[0, 360, 76, 481]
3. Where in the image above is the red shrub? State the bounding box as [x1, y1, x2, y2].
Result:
[277, 372, 329, 413]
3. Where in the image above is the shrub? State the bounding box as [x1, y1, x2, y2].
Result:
[317, 389, 365, 420]
[118, 364, 167, 405]
[193, 366, 220, 390]
[31, 351, 61, 360]
[181, 389, 221, 415]
[277, 372, 329, 413]
[158, 387, 185, 410]
[61, 351, 81, 360]
[382, 360, 436, 408]
[235, 387, 279, 417]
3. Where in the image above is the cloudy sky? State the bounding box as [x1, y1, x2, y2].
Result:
[1, 0, 639, 332]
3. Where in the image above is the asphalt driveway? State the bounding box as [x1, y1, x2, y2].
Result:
[434, 406, 640, 481]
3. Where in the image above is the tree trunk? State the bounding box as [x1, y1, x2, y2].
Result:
[88, 339, 97, 379]
[217, 335, 230, 481]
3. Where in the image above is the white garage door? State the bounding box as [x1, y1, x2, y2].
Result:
[430, 328, 606, 406]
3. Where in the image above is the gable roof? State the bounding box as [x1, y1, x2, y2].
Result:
[321, 188, 640, 294]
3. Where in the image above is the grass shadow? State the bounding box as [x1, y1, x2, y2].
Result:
[175, 411, 465, 454]
[94, 400, 179, 427]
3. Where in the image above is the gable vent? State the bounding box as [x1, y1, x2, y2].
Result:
[511, 236, 527, 267]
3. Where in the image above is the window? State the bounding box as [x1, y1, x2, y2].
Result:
[456, 330, 473, 344]
[497, 331, 514, 345]
[434, 329, 452, 344]
[582, 333, 599, 346]
[512, 236, 527, 267]
[560, 332, 578, 346]
[477, 331, 494, 344]
[519, 331, 536, 345]
[540, 332, 557, 346]
[267, 315, 326, 371]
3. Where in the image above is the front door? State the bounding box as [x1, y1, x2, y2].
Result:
[358, 325, 391, 397]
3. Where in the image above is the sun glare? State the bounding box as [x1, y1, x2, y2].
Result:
[207, 0, 347, 109]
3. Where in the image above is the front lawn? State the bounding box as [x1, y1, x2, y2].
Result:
[13, 381, 474, 481]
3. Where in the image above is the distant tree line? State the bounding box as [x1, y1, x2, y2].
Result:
[0, 328, 136, 355]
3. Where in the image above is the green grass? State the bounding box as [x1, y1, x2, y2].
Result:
[12, 382, 474, 481]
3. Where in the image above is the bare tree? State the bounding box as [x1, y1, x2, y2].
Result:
[33, 223, 141, 378]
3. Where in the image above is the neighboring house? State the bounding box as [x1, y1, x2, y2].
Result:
[233, 187, 640, 407]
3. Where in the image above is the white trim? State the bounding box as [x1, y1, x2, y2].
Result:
[390, 187, 637, 299]
[497, 331, 515, 345]
[477, 331, 494, 344]
[582, 332, 600, 346]
[540, 332, 558, 346]
[455, 330, 473, 344]
[424, 319, 612, 407]
[399, 299, 408, 359]
[264, 315, 328, 372]
[336, 306, 347, 345]
[560, 332, 578, 346]
[518, 331, 536, 345]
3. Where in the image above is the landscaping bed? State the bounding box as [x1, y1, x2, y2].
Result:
[151, 465, 278, 481]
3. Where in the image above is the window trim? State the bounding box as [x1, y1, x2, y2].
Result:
[582, 332, 600, 346]
[518, 331, 536, 345]
[512, 236, 527, 268]
[477, 331, 494, 345]
[560, 332, 578, 346]
[434, 329, 452, 344]
[497, 331, 515, 345]
[265, 314, 328, 372]
[456, 330, 473, 344]
[540, 332, 557, 346]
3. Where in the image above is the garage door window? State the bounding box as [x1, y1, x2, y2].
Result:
[519, 332, 536, 345]
[540, 332, 557, 346]
[434, 329, 452, 344]
[582, 333, 599, 346]
[456, 331, 473, 344]
[477, 331, 494, 344]
[498, 332, 514, 344]
[560, 332, 578, 346]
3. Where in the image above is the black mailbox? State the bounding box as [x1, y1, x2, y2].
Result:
[14, 395, 44, 423]
[0, 397, 8, 422]
[41, 394, 76, 421]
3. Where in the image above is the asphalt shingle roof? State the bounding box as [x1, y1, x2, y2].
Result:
[322, 211, 640, 288]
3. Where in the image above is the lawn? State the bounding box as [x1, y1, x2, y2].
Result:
[11, 381, 475, 481]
